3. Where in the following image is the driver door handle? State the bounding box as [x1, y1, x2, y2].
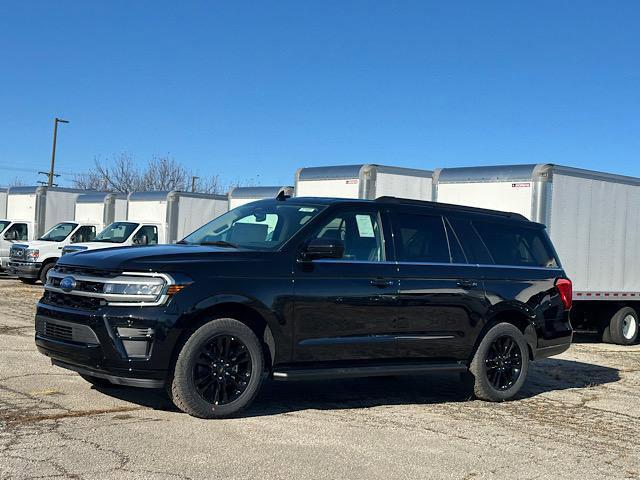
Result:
[370, 278, 395, 288]
[457, 280, 479, 289]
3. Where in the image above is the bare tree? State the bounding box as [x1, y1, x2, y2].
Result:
[72, 153, 252, 195]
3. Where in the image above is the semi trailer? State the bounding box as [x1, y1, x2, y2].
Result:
[228, 186, 294, 209]
[434, 163, 640, 345]
[295, 164, 434, 200]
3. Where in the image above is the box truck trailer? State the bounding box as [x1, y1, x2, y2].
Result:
[228, 186, 294, 209]
[434, 163, 640, 345]
[6, 187, 101, 283]
[74, 192, 128, 231]
[0, 187, 7, 218]
[62, 190, 229, 257]
[295, 164, 435, 200]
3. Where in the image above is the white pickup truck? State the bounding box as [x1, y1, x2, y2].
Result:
[61, 221, 161, 256]
[8, 221, 97, 284]
[0, 219, 32, 271]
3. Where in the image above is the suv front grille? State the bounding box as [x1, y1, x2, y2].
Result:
[42, 290, 106, 310]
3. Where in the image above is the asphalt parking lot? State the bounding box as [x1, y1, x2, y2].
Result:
[1, 276, 639, 480]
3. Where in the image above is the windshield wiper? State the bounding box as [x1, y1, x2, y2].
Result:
[198, 240, 239, 248]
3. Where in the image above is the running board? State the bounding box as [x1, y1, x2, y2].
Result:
[272, 363, 467, 381]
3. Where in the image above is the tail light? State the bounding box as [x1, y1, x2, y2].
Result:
[555, 278, 573, 310]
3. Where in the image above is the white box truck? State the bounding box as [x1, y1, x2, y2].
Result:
[295, 164, 434, 200]
[74, 192, 128, 231]
[0, 187, 7, 218]
[434, 163, 640, 345]
[6, 187, 100, 283]
[63, 190, 229, 258]
[228, 186, 294, 209]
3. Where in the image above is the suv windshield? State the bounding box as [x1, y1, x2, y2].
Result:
[0, 220, 10, 234]
[181, 200, 325, 250]
[39, 222, 77, 242]
[94, 222, 139, 243]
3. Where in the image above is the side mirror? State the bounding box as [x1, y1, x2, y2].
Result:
[301, 238, 344, 260]
[5, 231, 19, 241]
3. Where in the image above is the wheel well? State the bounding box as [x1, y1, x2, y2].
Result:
[169, 303, 275, 378]
[479, 310, 536, 360]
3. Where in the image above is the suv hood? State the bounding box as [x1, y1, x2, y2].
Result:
[57, 244, 268, 272]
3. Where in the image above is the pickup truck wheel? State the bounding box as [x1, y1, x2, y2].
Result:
[19, 277, 38, 285]
[79, 374, 114, 388]
[604, 307, 639, 345]
[469, 323, 529, 402]
[170, 318, 263, 419]
[39, 262, 55, 284]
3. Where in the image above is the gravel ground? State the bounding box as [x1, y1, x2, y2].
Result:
[1, 276, 639, 480]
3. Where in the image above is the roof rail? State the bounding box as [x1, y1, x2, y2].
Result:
[374, 196, 528, 220]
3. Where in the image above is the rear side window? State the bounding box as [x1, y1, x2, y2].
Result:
[393, 213, 450, 263]
[473, 220, 558, 268]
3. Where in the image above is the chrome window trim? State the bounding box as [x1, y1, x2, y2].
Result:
[45, 270, 175, 307]
[312, 258, 563, 271]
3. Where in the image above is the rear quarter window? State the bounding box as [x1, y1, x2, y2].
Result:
[472, 220, 558, 268]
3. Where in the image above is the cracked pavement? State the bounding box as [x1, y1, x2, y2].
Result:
[1, 276, 639, 479]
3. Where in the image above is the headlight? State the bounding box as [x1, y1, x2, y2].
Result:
[103, 281, 165, 296]
[62, 246, 87, 255]
[26, 249, 39, 260]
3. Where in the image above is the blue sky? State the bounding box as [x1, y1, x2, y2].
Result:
[1, 1, 639, 188]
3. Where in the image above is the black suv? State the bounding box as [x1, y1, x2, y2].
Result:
[35, 196, 573, 418]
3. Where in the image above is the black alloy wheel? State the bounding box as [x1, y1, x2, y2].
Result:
[193, 334, 252, 406]
[484, 335, 523, 391]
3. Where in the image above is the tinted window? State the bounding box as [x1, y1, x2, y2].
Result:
[393, 213, 450, 263]
[444, 219, 467, 263]
[473, 220, 558, 268]
[447, 217, 493, 264]
[311, 210, 384, 261]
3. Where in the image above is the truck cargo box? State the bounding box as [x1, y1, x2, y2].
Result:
[127, 191, 228, 243]
[228, 186, 294, 209]
[295, 164, 434, 200]
[75, 192, 127, 231]
[435, 164, 640, 297]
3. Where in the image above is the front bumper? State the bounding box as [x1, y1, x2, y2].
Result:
[8, 261, 41, 278]
[35, 301, 183, 388]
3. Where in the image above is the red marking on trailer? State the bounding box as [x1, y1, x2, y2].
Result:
[345, 180, 358, 184]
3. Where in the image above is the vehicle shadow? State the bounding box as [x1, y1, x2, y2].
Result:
[93, 358, 619, 417]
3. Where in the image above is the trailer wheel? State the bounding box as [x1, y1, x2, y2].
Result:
[603, 307, 639, 345]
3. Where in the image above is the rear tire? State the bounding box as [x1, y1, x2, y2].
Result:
[469, 323, 529, 402]
[170, 318, 264, 419]
[39, 262, 55, 284]
[604, 307, 638, 345]
[19, 277, 38, 285]
[80, 374, 115, 388]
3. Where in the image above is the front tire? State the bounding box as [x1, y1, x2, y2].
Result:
[19, 277, 38, 285]
[604, 307, 638, 345]
[39, 262, 55, 284]
[469, 323, 529, 402]
[169, 318, 264, 419]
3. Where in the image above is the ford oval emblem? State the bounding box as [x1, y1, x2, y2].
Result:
[60, 276, 77, 293]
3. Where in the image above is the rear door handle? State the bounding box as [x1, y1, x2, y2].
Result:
[370, 278, 395, 288]
[457, 280, 479, 289]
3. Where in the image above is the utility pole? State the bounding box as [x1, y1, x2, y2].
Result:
[49, 117, 69, 186]
[191, 176, 199, 192]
